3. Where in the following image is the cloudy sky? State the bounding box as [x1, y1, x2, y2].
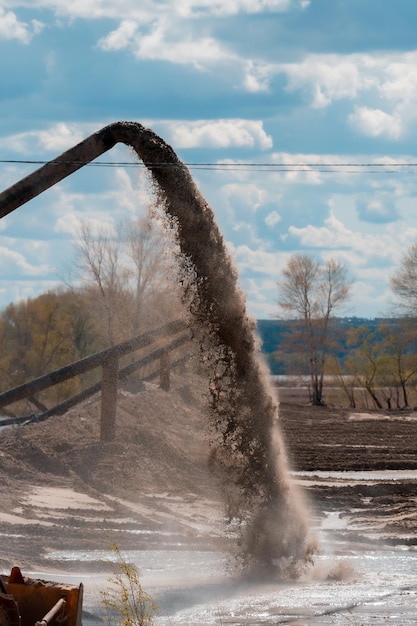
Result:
[1, 0, 417, 319]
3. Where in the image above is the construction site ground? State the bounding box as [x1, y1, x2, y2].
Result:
[1, 372, 417, 577]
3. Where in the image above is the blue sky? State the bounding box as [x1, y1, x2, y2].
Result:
[1, 0, 417, 319]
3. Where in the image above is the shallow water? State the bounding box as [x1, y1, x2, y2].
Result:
[294, 469, 417, 481]
[38, 501, 417, 626]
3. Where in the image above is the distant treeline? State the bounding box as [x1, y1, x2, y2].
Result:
[256, 317, 402, 375]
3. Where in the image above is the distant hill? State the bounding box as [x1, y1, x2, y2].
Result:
[256, 317, 393, 375]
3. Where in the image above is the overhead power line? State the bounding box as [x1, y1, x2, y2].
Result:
[1, 159, 417, 174]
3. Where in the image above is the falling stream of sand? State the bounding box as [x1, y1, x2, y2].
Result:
[113, 122, 315, 575]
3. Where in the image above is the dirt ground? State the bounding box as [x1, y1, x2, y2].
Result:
[1, 371, 417, 574]
[277, 391, 417, 548]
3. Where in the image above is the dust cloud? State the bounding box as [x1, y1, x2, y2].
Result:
[117, 121, 315, 576]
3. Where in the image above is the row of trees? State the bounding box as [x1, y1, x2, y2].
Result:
[276, 245, 417, 409]
[331, 320, 417, 410]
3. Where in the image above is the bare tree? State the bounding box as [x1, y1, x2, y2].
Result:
[378, 321, 417, 409]
[71, 214, 183, 346]
[74, 222, 130, 345]
[390, 243, 417, 315]
[121, 214, 176, 333]
[346, 325, 383, 409]
[277, 254, 352, 405]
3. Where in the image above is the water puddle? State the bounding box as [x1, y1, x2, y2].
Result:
[27, 479, 417, 625]
[38, 515, 417, 626]
[293, 469, 417, 488]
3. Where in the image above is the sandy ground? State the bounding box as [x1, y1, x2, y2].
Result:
[0, 371, 227, 574]
[1, 373, 417, 578]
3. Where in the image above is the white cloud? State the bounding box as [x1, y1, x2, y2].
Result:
[97, 19, 137, 51]
[243, 60, 277, 93]
[176, 0, 302, 17]
[53, 168, 151, 236]
[0, 246, 51, 276]
[378, 51, 417, 102]
[53, 191, 122, 236]
[158, 119, 273, 149]
[367, 199, 386, 216]
[9, 0, 305, 90]
[230, 242, 289, 276]
[265, 211, 282, 227]
[222, 183, 267, 213]
[288, 212, 357, 250]
[4, 0, 306, 20]
[0, 119, 272, 158]
[244, 276, 279, 319]
[0, 8, 43, 43]
[286, 211, 412, 266]
[268, 151, 329, 185]
[0, 279, 62, 307]
[227, 243, 299, 318]
[97, 13, 234, 70]
[279, 54, 369, 108]
[356, 193, 398, 224]
[348, 107, 402, 140]
[54, 210, 87, 237]
[277, 50, 417, 139]
[0, 123, 91, 154]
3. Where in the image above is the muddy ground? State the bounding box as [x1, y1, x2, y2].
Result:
[278, 391, 417, 547]
[1, 372, 417, 574]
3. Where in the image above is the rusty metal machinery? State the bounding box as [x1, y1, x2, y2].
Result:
[0, 568, 83, 626]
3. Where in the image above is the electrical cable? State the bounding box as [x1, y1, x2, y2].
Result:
[0, 159, 417, 173]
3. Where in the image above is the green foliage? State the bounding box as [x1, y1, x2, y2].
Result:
[101, 544, 157, 626]
[335, 610, 364, 626]
[0, 292, 75, 385]
[343, 320, 417, 409]
[0, 289, 106, 409]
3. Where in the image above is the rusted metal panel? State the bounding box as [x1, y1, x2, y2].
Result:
[6, 576, 83, 626]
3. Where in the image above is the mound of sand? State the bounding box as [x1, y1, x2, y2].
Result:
[0, 370, 217, 500]
[0, 369, 233, 571]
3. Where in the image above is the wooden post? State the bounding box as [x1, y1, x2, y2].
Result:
[100, 353, 119, 441]
[159, 351, 170, 391]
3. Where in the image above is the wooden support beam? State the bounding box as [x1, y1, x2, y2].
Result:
[0, 319, 187, 410]
[100, 354, 119, 442]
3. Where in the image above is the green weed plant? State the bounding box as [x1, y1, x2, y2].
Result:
[101, 544, 158, 626]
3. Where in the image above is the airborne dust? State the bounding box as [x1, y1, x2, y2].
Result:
[116, 121, 316, 577]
